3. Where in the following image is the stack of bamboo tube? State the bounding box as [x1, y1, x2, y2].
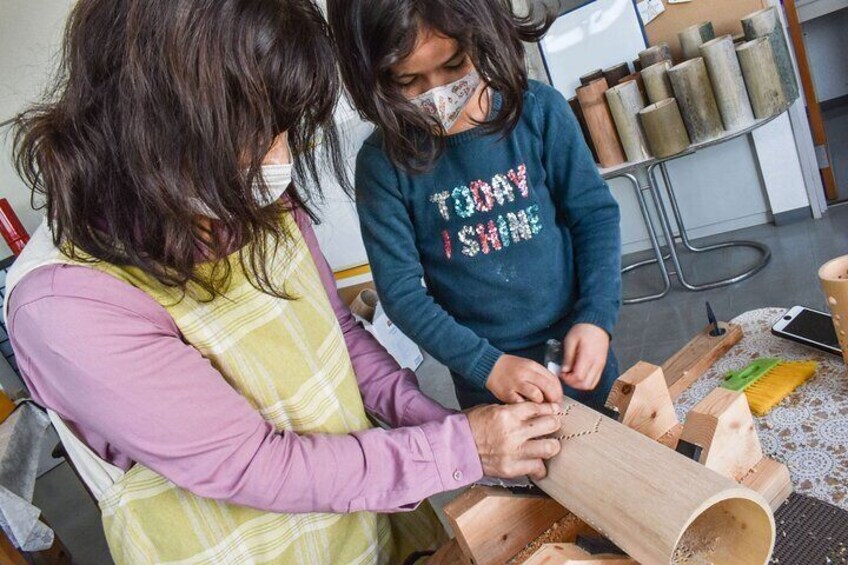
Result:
[569, 9, 799, 167]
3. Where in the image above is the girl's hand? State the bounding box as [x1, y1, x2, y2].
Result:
[486, 355, 563, 404]
[465, 402, 562, 480]
[561, 324, 610, 391]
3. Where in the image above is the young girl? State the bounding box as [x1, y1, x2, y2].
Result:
[328, 0, 622, 409]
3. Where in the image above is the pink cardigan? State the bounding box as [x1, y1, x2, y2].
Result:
[7, 210, 482, 514]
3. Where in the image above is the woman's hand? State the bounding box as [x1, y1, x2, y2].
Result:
[486, 355, 563, 404]
[466, 402, 562, 480]
[560, 324, 610, 391]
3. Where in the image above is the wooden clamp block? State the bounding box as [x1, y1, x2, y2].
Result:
[680, 388, 792, 509]
[524, 544, 637, 565]
[606, 362, 680, 442]
[443, 486, 570, 565]
[662, 322, 743, 399]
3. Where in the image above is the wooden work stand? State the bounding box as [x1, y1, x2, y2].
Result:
[432, 322, 792, 565]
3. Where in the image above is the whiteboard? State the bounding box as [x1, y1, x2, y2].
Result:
[540, 0, 647, 98]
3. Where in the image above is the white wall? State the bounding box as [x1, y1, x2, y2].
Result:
[0, 0, 75, 257]
[802, 8, 848, 103]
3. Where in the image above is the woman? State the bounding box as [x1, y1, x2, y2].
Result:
[6, 1, 562, 563]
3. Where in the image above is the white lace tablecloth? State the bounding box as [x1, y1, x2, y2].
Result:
[674, 308, 848, 509]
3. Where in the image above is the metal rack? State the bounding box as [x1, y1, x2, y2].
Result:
[603, 112, 783, 304]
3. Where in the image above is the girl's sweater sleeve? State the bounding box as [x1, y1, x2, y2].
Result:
[535, 83, 622, 335]
[7, 251, 481, 515]
[355, 143, 504, 389]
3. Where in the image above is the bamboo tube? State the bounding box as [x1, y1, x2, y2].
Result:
[639, 42, 673, 69]
[678, 22, 716, 60]
[700, 35, 755, 131]
[639, 98, 691, 158]
[568, 96, 600, 163]
[642, 60, 674, 104]
[668, 58, 725, 143]
[742, 7, 800, 103]
[606, 80, 651, 163]
[737, 38, 788, 119]
[603, 62, 632, 88]
[576, 78, 626, 168]
[818, 256, 848, 365]
[580, 68, 605, 86]
[633, 58, 643, 72]
[536, 398, 776, 565]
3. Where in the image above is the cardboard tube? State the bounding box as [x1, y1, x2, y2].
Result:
[737, 38, 788, 119]
[580, 68, 605, 86]
[639, 43, 673, 69]
[349, 289, 379, 323]
[818, 255, 848, 365]
[537, 398, 776, 565]
[700, 35, 755, 131]
[576, 78, 626, 168]
[642, 60, 674, 105]
[606, 80, 651, 162]
[679, 21, 716, 60]
[639, 98, 691, 158]
[742, 7, 800, 103]
[668, 58, 725, 143]
[603, 62, 632, 88]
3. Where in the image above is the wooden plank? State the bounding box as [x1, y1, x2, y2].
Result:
[644, 0, 767, 62]
[429, 539, 471, 565]
[606, 362, 679, 440]
[680, 389, 764, 480]
[0, 531, 27, 565]
[741, 457, 794, 511]
[524, 544, 637, 565]
[662, 322, 743, 399]
[443, 486, 570, 565]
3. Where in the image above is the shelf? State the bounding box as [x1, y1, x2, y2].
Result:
[797, 0, 848, 22]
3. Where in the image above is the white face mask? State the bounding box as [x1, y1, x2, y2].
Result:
[410, 69, 481, 132]
[192, 163, 293, 219]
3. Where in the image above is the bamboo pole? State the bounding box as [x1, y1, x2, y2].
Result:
[606, 80, 651, 163]
[639, 43, 673, 69]
[737, 38, 788, 119]
[818, 256, 848, 365]
[700, 35, 755, 131]
[580, 69, 605, 87]
[668, 58, 725, 143]
[678, 22, 716, 60]
[603, 62, 632, 88]
[641, 60, 674, 105]
[639, 98, 691, 158]
[569, 96, 600, 163]
[742, 7, 800, 103]
[536, 398, 775, 565]
[576, 78, 626, 168]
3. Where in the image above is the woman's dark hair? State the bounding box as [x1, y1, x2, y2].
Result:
[327, 0, 554, 171]
[14, 0, 348, 299]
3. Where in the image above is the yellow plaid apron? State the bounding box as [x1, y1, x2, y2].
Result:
[21, 215, 445, 564]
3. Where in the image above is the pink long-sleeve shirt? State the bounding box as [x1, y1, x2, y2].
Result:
[6, 210, 483, 514]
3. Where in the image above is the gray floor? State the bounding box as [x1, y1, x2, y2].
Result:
[32, 204, 848, 564]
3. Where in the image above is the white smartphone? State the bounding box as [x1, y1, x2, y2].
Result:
[771, 306, 842, 357]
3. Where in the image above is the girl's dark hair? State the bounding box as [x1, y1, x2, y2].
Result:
[327, 0, 554, 171]
[14, 0, 348, 299]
